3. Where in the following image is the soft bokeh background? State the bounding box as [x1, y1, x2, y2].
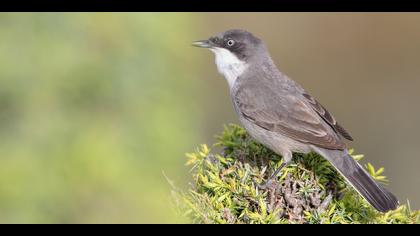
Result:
[0, 13, 419, 223]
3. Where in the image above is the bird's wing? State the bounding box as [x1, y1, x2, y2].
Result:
[302, 93, 353, 141]
[234, 81, 346, 150]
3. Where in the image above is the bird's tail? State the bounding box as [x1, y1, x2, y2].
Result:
[312, 147, 399, 213]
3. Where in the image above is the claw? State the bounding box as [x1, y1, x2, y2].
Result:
[257, 178, 276, 190]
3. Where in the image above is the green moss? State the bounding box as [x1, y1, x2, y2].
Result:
[173, 124, 420, 224]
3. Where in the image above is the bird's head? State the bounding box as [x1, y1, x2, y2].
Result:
[192, 29, 263, 62]
[192, 29, 266, 87]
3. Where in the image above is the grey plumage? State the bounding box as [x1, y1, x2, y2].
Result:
[193, 29, 399, 212]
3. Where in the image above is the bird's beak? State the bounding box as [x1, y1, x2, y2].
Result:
[192, 39, 212, 48]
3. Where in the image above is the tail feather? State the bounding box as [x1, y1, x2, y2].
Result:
[313, 147, 399, 213]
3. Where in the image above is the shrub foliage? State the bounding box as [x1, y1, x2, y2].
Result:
[174, 124, 419, 224]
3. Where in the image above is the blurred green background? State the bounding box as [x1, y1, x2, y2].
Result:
[0, 13, 419, 223]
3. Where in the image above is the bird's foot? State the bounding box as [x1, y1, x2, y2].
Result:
[256, 161, 287, 190]
[257, 178, 276, 190]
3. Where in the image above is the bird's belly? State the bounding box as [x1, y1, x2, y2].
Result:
[238, 115, 312, 155]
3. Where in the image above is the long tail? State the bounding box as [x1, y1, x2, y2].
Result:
[312, 147, 399, 213]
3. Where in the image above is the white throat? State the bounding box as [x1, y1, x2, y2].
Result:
[210, 48, 248, 88]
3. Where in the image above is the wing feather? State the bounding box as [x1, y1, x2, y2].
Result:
[302, 93, 353, 141]
[234, 82, 346, 150]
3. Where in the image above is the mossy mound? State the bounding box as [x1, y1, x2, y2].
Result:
[174, 124, 419, 224]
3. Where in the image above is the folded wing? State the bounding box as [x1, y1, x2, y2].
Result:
[234, 81, 347, 150]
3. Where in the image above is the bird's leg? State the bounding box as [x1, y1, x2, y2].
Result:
[257, 161, 288, 189]
[257, 152, 292, 189]
[267, 161, 287, 181]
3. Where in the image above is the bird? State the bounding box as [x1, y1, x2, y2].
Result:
[192, 29, 399, 213]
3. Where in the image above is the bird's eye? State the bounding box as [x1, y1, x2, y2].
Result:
[227, 39, 235, 47]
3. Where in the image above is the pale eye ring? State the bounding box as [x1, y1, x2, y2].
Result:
[227, 39, 235, 47]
